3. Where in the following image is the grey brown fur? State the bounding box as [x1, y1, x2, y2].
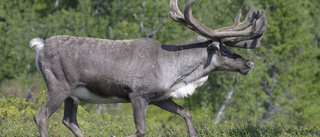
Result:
[31, 35, 253, 137]
[31, 0, 267, 137]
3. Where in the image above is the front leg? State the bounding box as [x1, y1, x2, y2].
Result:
[127, 96, 148, 137]
[153, 98, 198, 137]
[62, 97, 84, 137]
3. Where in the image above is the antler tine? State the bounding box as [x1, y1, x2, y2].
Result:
[169, 0, 198, 32]
[183, 0, 219, 38]
[222, 9, 267, 40]
[169, 0, 268, 49]
[223, 10, 268, 48]
[215, 4, 254, 32]
[169, 0, 184, 22]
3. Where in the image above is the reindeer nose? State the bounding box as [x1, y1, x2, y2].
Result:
[246, 61, 254, 68]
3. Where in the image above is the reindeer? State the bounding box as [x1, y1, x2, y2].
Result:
[30, 0, 267, 136]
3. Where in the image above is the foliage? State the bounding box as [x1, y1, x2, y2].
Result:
[1, 93, 320, 136]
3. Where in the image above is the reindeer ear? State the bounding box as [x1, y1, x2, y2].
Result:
[196, 34, 208, 42]
[208, 42, 220, 53]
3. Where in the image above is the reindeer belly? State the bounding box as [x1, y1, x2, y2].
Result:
[71, 86, 129, 104]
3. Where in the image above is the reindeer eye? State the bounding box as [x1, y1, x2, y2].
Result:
[222, 49, 228, 56]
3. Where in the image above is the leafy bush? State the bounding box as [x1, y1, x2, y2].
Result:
[1, 92, 319, 136]
[0, 95, 36, 122]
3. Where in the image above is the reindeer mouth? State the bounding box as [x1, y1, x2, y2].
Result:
[241, 70, 252, 75]
[240, 61, 254, 75]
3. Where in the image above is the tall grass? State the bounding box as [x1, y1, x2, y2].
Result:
[1, 91, 319, 136]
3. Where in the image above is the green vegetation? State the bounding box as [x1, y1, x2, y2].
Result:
[0, 0, 319, 136]
[1, 91, 319, 136]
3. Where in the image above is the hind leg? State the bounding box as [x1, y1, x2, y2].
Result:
[33, 71, 72, 137]
[34, 90, 70, 137]
[62, 96, 84, 137]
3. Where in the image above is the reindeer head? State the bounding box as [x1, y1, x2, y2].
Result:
[169, 0, 267, 74]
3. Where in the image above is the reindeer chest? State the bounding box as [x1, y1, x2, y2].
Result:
[169, 75, 209, 99]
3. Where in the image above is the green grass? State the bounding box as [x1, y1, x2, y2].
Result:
[1, 108, 320, 137]
[1, 94, 319, 137]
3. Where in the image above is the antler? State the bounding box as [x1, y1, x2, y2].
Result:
[169, 0, 267, 49]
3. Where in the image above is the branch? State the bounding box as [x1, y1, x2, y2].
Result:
[214, 75, 237, 124]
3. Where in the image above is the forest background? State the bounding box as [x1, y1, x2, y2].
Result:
[0, 0, 320, 136]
